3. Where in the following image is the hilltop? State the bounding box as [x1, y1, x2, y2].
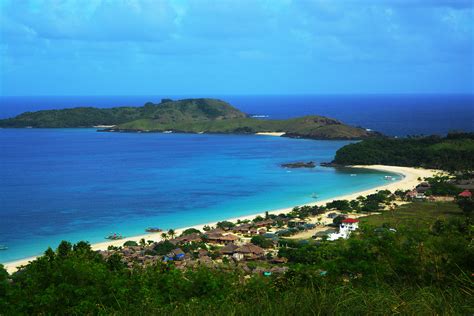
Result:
[0, 98, 377, 140]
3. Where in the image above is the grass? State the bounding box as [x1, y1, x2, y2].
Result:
[359, 201, 463, 229]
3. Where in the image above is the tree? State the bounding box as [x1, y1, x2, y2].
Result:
[168, 229, 176, 239]
[73, 241, 91, 252]
[123, 240, 139, 247]
[333, 215, 346, 226]
[216, 221, 235, 230]
[181, 228, 201, 236]
[326, 200, 351, 212]
[107, 253, 124, 271]
[457, 198, 474, 216]
[161, 232, 168, 240]
[250, 235, 273, 248]
[57, 240, 72, 258]
[153, 240, 176, 255]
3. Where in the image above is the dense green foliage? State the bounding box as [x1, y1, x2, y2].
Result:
[333, 133, 474, 171]
[1, 202, 472, 315]
[0, 98, 375, 139]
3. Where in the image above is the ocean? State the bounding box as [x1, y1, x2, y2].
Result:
[0, 128, 399, 262]
[0, 94, 472, 262]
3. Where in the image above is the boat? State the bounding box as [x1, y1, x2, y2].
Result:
[311, 193, 318, 199]
[350, 174, 357, 177]
[145, 227, 163, 233]
[0, 245, 8, 250]
[384, 175, 393, 180]
[105, 233, 124, 240]
[163, 130, 172, 134]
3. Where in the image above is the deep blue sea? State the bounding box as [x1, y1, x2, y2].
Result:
[0, 94, 472, 262]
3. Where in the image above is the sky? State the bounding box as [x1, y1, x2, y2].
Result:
[0, 0, 473, 96]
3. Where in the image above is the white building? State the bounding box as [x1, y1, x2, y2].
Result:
[328, 218, 359, 241]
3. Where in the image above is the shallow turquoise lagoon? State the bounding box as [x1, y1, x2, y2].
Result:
[0, 129, 400, 262]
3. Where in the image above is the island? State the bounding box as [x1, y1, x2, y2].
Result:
[0, 98, 379, 140]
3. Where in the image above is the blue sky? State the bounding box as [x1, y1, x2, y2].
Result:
[0, 0, 472, 95]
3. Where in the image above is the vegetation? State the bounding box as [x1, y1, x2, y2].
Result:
[0, 98, 376, 140]
[333, 133, 474, 171]
[424, 175, 462, 196]
[1, 200, 472, 315]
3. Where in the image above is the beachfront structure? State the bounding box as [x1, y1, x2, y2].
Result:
[406, 189, 425, 200]
[206, 233, 240, 244]
[458, 190, 472, 198]
[328, 218, 359, 241]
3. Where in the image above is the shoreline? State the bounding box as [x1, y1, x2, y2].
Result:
[2, 165, 438, 274]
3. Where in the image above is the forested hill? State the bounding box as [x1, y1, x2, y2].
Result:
[333, 133, 474, 171]
[0, 98, 377, 140]
[0, 98, 246, 128]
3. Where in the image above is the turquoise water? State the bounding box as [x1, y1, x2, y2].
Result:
[0, 128, 400, 262]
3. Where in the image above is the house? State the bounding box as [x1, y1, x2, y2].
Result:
[328, 218, 359, 241]
[459, 190, 472, 198]
[232, 224, 252, 234]
[206, 233, 240, 244]
[288, 218, 306, 227]
[170, 233, 202, 245]
[166, 248, 185, 260]
[271, 257, 288, 264]
[254, 219, 274, 227]
[219, 243, 239, 255]
[233, 243, 265, 261]
[327, 212, 338, 219]
[416, 182, 431, 193]
[406, 189, 425, 200]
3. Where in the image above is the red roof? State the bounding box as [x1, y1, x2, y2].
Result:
[342, 218, 359, 224]
[459, 190, 472, 197]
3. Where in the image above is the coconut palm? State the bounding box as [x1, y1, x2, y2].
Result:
[168, 229, 176, 239]
[160, 232, 168, 240]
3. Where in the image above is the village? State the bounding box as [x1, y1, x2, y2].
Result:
[98, 173, 473, 275]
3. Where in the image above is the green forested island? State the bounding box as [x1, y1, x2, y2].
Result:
[0, 98, 376, 140]
[332, 132, 474, 171]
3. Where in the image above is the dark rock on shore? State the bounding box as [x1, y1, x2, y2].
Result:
[320, 162, 341, 167]
[281, 161, 316, 168]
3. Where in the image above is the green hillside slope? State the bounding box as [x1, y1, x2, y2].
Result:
[0, 98, 376, 140]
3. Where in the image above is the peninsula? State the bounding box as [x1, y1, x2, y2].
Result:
[0, 98, 378, 140]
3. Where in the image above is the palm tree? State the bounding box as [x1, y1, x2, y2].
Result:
[160, 232, 168, 240]
[168, 229, 176, 239]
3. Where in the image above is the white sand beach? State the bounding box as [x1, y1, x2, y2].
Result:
[2, 165, 438, 274]
[255, 132, 285, 136]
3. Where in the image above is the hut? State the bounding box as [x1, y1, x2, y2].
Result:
[235, 244, 265, 260]
[219, 243, 239, 255]
[206, 233, 240, 245]
[459, 190, 472, 198]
